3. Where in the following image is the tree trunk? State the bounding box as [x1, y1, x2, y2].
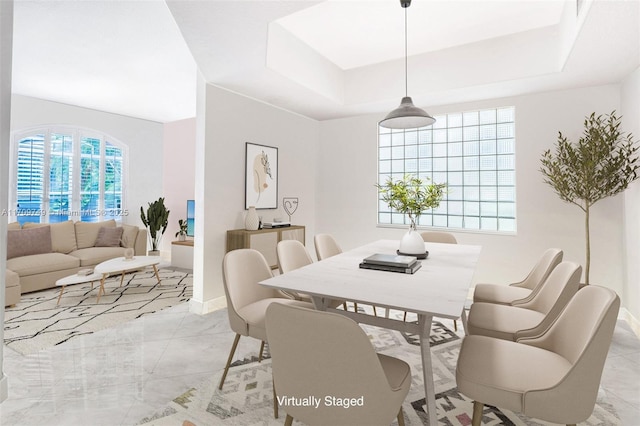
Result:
[585, 203, 590, 285]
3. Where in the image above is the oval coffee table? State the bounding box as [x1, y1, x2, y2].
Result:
[94, 256, 162, 303]
[56, 271, 104, 305]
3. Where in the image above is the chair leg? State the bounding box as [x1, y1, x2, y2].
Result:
[453, 319, 458, 331]
[397, 408, 405, 426]
[354, 302, 359, 312]
[403, 311, 407, 322]
[373, 305, 378, 316]
[259, 341, 265, 362]
[272, 379, 279, 419]
[343, 302, 348, 310]
[472, 401, 483, 426]
[218, 333, 241, 390]
[284, 414, 294, 426]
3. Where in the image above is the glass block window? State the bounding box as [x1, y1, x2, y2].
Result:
[378, 106, 516, 232]
[11, 128, 128, 225]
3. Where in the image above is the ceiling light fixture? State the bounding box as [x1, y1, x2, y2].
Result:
[379, 0, 435, 129]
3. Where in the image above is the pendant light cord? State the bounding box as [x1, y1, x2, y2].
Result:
[404, 6, 408, 97]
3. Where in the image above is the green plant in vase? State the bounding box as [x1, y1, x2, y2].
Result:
[540, 111, 639, 284]
[140, 197, 170, 254]
[377, 174, 446, 255]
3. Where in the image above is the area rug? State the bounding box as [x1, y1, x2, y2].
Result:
[4, 268, 192, 355]
[137, 319, 620, 426]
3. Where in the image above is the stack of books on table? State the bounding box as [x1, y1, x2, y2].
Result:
[359, 253, 422, 274]
[262, 221, 291, 228]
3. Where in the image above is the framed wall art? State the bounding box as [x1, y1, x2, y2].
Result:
[245, 142, 278, 209]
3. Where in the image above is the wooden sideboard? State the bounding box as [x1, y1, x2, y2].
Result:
[226, 225, 305, 270]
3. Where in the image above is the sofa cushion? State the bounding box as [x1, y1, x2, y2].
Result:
[75, 219, 116, 249]
[95, 226, 124, 247]
[23, 220, 77, 253]
[120, 224, 138, 248]
[6, 252, 80, 276]
[7, 226, 53, 259]
[8, 221, 21, 230]
[70, 247, 126, 267]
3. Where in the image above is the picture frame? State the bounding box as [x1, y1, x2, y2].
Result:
[245, 142, 278, 209]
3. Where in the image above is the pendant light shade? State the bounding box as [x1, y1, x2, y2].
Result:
[380, 96, 435, 129]
[379, 0, 435, 130]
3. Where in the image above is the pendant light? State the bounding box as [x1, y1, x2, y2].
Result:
[379, 0, 435, 129]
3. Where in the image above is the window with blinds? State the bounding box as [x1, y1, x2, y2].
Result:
[378, 106, 516, 233]
[12, 128, 127, 225]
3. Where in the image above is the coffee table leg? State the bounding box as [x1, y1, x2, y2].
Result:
[57, 286, 66, 306]
[120, 271, 125, 287]
[153, 264, 161, 284]
[97, 274, 107, 303]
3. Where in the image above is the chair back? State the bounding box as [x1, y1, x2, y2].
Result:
[513, 248, 563, 291]
[518, 285, 620, 423]
[314, 233, 342, 260]
[420, 231, 457, 244]
[222, 249, 280, 335]
[277, 239, 313, 274]
[514, 261, 580, 339]
[266, 303, 406, 425]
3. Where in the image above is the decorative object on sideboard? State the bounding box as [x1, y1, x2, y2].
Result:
[140, 197, 170, 255]
[377, 174, 446, 256]
[175, 219, 188, 242]
[245, 142, 278, 209]
[245, 206, 260, 231]
[283, 197, 299, 222]
[379, 0, 435, 130]
[540, 111, 639, 285]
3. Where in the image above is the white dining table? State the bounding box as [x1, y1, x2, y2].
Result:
[260, 239, 481, 425]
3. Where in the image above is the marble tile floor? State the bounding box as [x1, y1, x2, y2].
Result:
[1, 302, 639, 426]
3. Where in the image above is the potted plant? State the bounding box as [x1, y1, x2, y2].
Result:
[377, 174, 446, 255]
[175, 219, 188, 241]
[140, 197, 170, 255]
[540, 111, 639, 284]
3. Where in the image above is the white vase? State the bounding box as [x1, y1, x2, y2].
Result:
[245, 206, 259, 230]
[399, 227, 425, 255]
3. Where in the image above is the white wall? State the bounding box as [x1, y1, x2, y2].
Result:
[622, 67, 640, 325]
[317, 84, 625, 296]
[162, 117, 196, 256]
[0, 0, 14, 404]
[192, 84, 319, 313]
[10, 95, 164, 234]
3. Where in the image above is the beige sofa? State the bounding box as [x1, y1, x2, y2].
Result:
[5, 219, 147, 306]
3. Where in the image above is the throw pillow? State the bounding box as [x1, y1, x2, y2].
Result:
[120, 224, 138, 249]
[8, 222, 21, 230]
[94, 226, 124, 247]
[75, 219, 116, 248]
[7, 226, 53, 259]
[23, 220, 77, 253]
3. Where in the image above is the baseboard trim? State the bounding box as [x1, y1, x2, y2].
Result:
[189, 295, 226, 315]
[620, 307, 640, 339]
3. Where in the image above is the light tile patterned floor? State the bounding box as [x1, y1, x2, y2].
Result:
[1, 302, 639, 425]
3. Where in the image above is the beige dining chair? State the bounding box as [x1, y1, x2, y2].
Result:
[473, 248, 563, 305]
[313, 233, 370, 314]
[466, 261, 581, 341]
[266, 302, 411, 426]
[457, 285, 620, 426]
[219, 248, 314, 392]
[420, 231, 457, 244]
[276, 239, 347, 310]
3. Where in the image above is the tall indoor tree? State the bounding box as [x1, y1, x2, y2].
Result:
[540, 111, 639, 284]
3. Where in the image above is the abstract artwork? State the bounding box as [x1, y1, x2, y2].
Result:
[245, 142, 278, 209]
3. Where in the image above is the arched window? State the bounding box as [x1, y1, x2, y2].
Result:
[10, 127, 128, 224]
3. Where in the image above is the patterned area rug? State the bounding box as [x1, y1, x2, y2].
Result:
[4, 268, 192, 355]
[137, 319, 620, 426]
